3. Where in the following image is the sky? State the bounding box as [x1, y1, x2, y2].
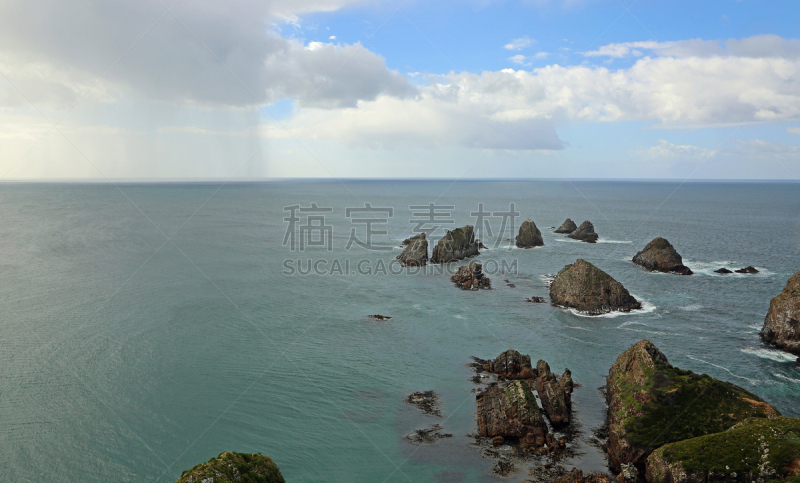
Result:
[0, 0, 799, 180]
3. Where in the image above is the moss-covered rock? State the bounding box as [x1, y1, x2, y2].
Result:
[606, 340, 780, 474]
[646, 417, 800, 483]
[175, 452, 285, 483]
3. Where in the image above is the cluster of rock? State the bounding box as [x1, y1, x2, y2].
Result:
[549, 259, 641, 315]
[451, 262, 491, 290]
[604, 340, 796, 483]
[716, 265, 760, 274]
[474, 349, 574, 453]
[516, 218, 544, 248]
[761, 271, 800, 356]
[568, 221, 598, 243]
[632, 238, 692, 275]
[175, 452, 285, 483]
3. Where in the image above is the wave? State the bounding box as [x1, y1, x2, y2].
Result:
[679, 304, 704, 312]
[686, 354, 761, 385]
[454, 314, 464, 319]
[741, 347, 797, 363]
[775, 373, 800, 384]
[683, 259, 775, 277]
[567, 294, 656, 319]
[596, 239, 632, 244]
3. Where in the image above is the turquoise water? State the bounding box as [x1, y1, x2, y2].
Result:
[1, 180, 799, 482]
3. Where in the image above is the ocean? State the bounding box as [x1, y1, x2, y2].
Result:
[1, 180, 798, 482]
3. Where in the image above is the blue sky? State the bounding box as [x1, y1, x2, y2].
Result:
[0, 0, 798, 180]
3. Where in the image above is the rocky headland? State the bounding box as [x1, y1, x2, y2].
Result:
[605, 340, 780, 477]
[396, 232, 428, 266]
[555, 218, 578, 234]
[451, 262, 491, 290]
[568, 221, 599, 243]
[175, 452, 285, 483]
[761, 272, 800, 356]
[632, 238, 692, 275]
[516, 218, 545, 248]
[430, 225, 480, 263]
[549, 259, 641, 315]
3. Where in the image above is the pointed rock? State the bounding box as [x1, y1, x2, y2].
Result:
[397, 232, 428, 266]
[568, 220, 598, 243]
[555, 218, 578, 234]
[632, 237, 692, 275]
[515, 219, 544, 248]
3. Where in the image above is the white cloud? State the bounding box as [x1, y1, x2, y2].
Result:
[637, 140, 715, 160]
[509, 55, 530, 66]
[636, 139, 800, 162]
[504, 36, 534, 50]
[585, 35, 800, 59]
[0, 0, 414, 109]
[788, 127, 800, 136]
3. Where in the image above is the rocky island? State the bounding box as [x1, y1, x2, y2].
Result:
[555, 218, 577, 234]
[761, 272, 800, 356]
[568, 221, 598, 243]
[516, 218, 544, 248]
[632, 237, 692, 275]
[451, 262, 491, 290]
[430, 225, 480, 263]
[175, 452, 284, 483]
[549, 259, 641, 315]
[396, 232, 428, 266]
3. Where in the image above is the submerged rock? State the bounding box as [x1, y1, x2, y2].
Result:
[568, 221, 598, 243]
[397, 232, 428, 266]
[515, 219, 544, 248]
[430, 225, 480, 263]
[761, 272, 800, 356]
[526, 296, 547, 303]
[549, 259, 641, 315]
[555, 218, 578, 234]
[476, 380, 549, 447]
[367, 314, 392, 320]
[406, 390, 442, 417]
[715, 267, 733, 274]
[646, 416, 800, 483]
[736, 265, 759, 274]
[451, 262, 491, 290]
[404, 423, 453, 444]
[632, 237, 692, 275]
[175, 452, 285, 483]
[605, 340, 780, 475]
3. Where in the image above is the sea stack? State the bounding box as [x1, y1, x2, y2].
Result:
[549, 259, 640, 315]
[632, 237, 692, 275]
[761, 272, 800, 356]
[430, 225, 480, 263]
[515, 219, 544, 248]
[554, 218, 577, 234]
[175, 452, 285, 483]
[397, 232, 428, 266]
[568, 221, 598, 243]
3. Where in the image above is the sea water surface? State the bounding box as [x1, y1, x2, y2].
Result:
[1, 180, 799, 482]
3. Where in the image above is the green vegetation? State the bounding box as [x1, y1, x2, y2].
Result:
[612, 355, 778, 450]
[176, 452, 285, 483]
[654, 417, 800, 476]
[505, 380, 544, 424]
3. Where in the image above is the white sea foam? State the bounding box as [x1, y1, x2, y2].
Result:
[679, 304, 704, 312]
[454, 314, 464, 319]
[615, 320, 666, 335]
[775, 373, 800, 384]
[596, 239, 632, 244]
[741, 347, 797, 363]
[567, 294, 656, 319]
[684, 259, 775, 277]
[554, 238, 581, 243]
[413, 304, 421, 309]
